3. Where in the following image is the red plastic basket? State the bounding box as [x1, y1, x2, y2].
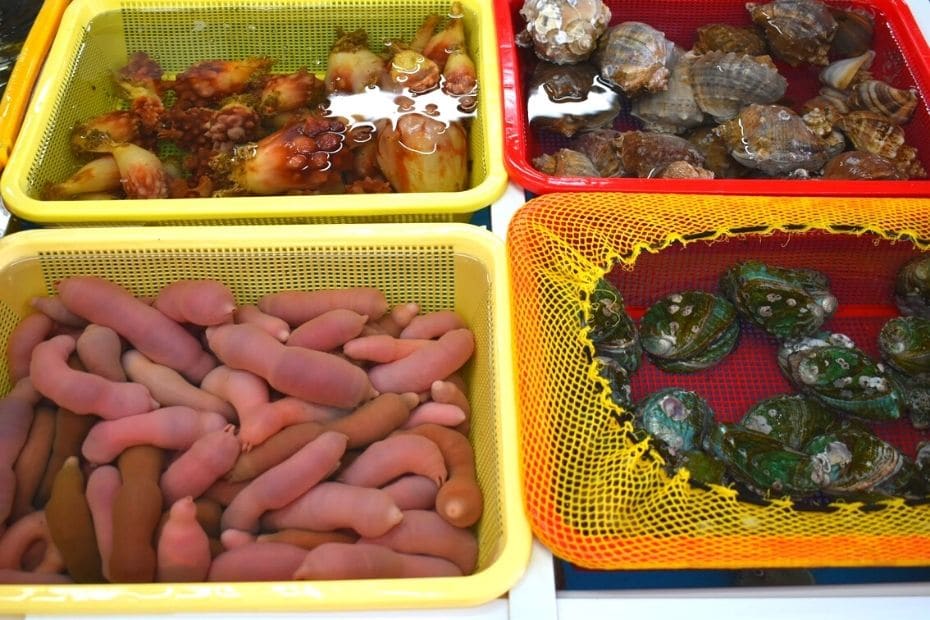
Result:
[496, 0, 930, 196]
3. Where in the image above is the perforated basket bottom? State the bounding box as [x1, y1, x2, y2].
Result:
[507, 192, 930, 570]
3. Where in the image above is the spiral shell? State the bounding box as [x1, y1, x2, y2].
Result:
[848, 79, 919, 125]
[631, 48, 705, 134]
[747, 0, 838, 67]
[829, 7, 874, 59]
[693, 23, 768, 56]
[879, 315, 930, 384]
[818, 50, 874, 90]
[835, 110, 905, 160]
[527, 61, 621, 137]
[739, 394, 837, 450]
[821, 151, 904, 180]
[689, 52, 788, 122]
[686, 126, 749, 178]
[655, 160, 715, 178]
[532, 148, 600, 176]
[895, 255, 930, 319]
[517, 0, 613, 65]
[806, 427, 904, 494]
[593, 21, 676, 96]
[571, 129, 623, 176]
[615, 131, 705, 178]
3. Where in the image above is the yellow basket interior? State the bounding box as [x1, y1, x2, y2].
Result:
[0, 224, 528, 613]
[508, 192, 930, 570]
[6, 0, 501, 224]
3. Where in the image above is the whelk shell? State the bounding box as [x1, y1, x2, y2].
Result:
[532, 148, 600, 176]
[747, 0, 838, 67]
[517, 0, 613, 65]
[835, 110, 905, 160]
[818, 50, 874, 90]
[689, 52, 787, 123]
[821, 151, 904, 180]
[829, 7, 874, 59]
[571, 129, 623, 176]
[895, 255, 930, 319]
[655, 160, 715, 179]
[686, 126, 750, 178]
[527, 61, 622, 137]
[848, 79, 919, 125]
[693, 23, 768, 56]
[593, 21, 676, 96]
[614, 131, 705, 178]
[631, 48, 705, 134]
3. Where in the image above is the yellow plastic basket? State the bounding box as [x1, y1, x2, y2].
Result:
[0, 0, 507, 225]
[508, 192, 930, 570]
[0, 223, 530, 613]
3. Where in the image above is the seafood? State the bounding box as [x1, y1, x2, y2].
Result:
[527, 61, 622, 137]
[324, 29, 386, 94]
[746, 0, 838, 67]
[834, 111, 926, 178]
[739, 394, 837, 450]
[532, 148, 600, 176]
[719, 260, 837, 340]
[587, 277, 642, 374]
[685, 126, 749, 178]
[633, 388, 715, 460]
[595, 356, 633, 410]
[376, 115, 469, 192]
[516, 0, 612, 65]
[570, 129, 623, 176]
[895, 255, 930, 318]
[705, 423, 826, 497]
[829, 8, 874, 59]
[715, 104, 836, 176]
[677, 449, 728, 486]
[879, 316, 930, 384]
[888, 367, 930, 429]
[171, 57, 273, 108]
[614, 131, 705, 178]
[799, 86, 850, 132]
[639, 290, 739, 372]
[805, 426, 904, 494]
[593, 21, 676, 96]
[847, 79, 919, 125]
[818, 50, 874, 91]
[777, 335, 902, 421]
[692, 23, 768, 56]
[258, 69, 326, 117]
[70, 111, 143, 154]
[874, 455, 930, 499]
[820, 151, 904, 180]
[654, 160, 714, 178]
[631, 48, 705, 134]
[689, 52, 787, 123]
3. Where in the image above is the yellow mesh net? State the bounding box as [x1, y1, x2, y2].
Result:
[507, 192, 930, 569]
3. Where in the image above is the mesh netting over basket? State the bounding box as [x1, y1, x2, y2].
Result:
[507, 192, 930, 570]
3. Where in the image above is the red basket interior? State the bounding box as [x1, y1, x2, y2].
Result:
[605, 230, 930, 458]
[497, 0, 930, 197]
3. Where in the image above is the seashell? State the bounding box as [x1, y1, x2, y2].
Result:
[887, 366, 930, 430]
[715, 104, 832, 176]
[631, 48, 705, 134]
[879, 316, 930, 384]
[527, 61, 622, 137]
[895, 255, 930, 319]
[614, 131, 705, 178]
[532, 148, 600, 176]
[587, 277, 642, 374]
[847, 79, 919, 125]
[739, 394, 838, 451]
[829, 8, 874, 59]
[818, 50, 874, 90]
[719, 260, 837, 340]
[874, 455, 930, 499]
[821, 150, 904, 180]
[678, 449, 728, 486]
[633, 388, 715, 459]
[747, 0, 838, 67]
[799, 88, 849, 136]
[639, 290, 739, 373]
[777, 337, 902, 422]
[805, 427, 904, 494]
[654, 160, 715, 179]
[686, 126, 750, 178]
[705, 423, 824, 497]
[517, 0, 613, 65]
[595, 355, 633, 410]
[689, 52, 787, 123]
[693, 23, 768, 56]
[571, 129, 623, 176]
[891, 145, 928, 179]
[593, 21, 676, 96]
[835, 110, 905, 160]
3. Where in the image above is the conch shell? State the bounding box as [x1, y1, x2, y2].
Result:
[848, 80, 919, 125]
[517, 0, 612, 65]
[747, 0, 838, 67]
[593, 21, 676, 96]
[818, 50, 874, 90]
[631, 48, 705, 134]
[689, 52, 787, 123]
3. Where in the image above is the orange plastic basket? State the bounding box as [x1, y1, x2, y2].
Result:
[507, 192, 930, 569]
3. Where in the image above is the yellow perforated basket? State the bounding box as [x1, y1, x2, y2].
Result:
[0, 223, 530, 614]
[0, 0, 506, 225]
[508, 192, 930, 570]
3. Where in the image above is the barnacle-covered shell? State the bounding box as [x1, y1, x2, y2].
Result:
[631, 48, 705, 134]
[805, 427, 904, 494]
[879, 316, 930, 384]
[821, 150, 904, 180]
[593, 21, 676, 96]
[686, 126, 750, 178]
[615, 131, 705, 178]
[587, 277, 642, 374]
[720, 260, 837, 340]
[829, 8, 874, 59]
[848, 79, 919, 125]
[693, 23, 768, 56]
[517, 0, 613, 65]
[818, 50, 874, 90]
[747, 0, 838, 67]
[895, 255, 930, 318]
[571, 129, 623, 176]
[689, 52, 788, 123]
[777, 338, 902, 421]
[639, 290, 739, 372]
[739, 394, 837, 450]
[527, 61, 622, 137]
[705, 423, 825, 497]
[715, 104, 834, 176]
[633, 387, 715, 459]
[533, 148, 600, 176]
[595, 355, 633, 410]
